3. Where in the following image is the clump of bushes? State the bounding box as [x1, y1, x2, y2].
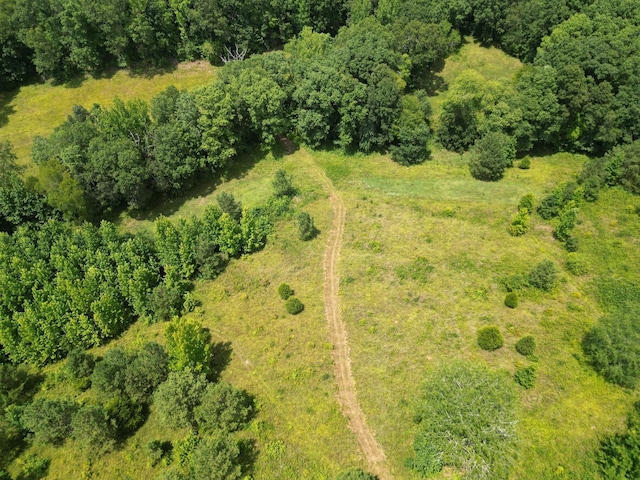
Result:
[528, 260, 557, 292]
[597, 401, 640, 478]
[477, 325, 504, 351]
[504, 292, 518, 309]
[514, 365, 537, 389]
[278, 283, 293, 300]
[515, 336, 536, 356]
[564, 236, 579, 252]
[285, 297, 304, 315]
[518, 193, 534, 213]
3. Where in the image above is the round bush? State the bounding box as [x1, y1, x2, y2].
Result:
[518, 157, 531, 169]
[285, 297, 304, 315]
[278, 283, 293, 300]
[515, 336, 536, 356]
[477, 326, 504, 351]
[504, 292, 518, 309]
[564, 236, 579, 252]
[514, 365, 537, 389]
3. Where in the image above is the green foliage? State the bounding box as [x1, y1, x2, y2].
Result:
[564, 236, 579, 252]
[285, 297, 305, 315]
[335, 468, 377, 480]
[278, 283, 294, 300]
[477, 325, 504, 351]
[390, 94, 431, 166]
[504, 292, 518, 309]
[91, 347, 132, 398]
[583, 312, 640, 388]
[395, 257, 434, 283]
[508, 209, 530, 236]
[63, 349, 95, 389]
[193, 382, 254, 433]
[149, 282, 186, 322]
[19, 453, 50, 479]
[145, 440, 171, 468]
[20, 398, 77, 445]
[153, 371, 208, 429]
[518, 194, 534, 214]
[514, 365, 537, 389]
[190, 432, 243, 480]
[71, 405, 115, 457]
[515, 336, 536, 356]
[297, 212, 317, 241]
[502, 273, 528, 292]
[518, 157, 531, 169]
[411, 361, 518, 479]
[597, 401, 640, 479]
[165, 317, 212, 376]
[566, 253, 588, 276]
[554, 200, 579, 242]
[272, 169, 295, 197]
[469, 132, 516, 182]
[528, 260, 558, 292]
[103, 395, 145, 439]
[217, 192, 243, 223]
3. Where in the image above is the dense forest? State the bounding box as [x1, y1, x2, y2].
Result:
[2, 0, 640, 478]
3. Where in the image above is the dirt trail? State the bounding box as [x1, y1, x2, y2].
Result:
[304, 153, 392, 480]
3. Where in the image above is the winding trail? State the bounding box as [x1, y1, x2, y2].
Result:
[304, 152, 392, 480]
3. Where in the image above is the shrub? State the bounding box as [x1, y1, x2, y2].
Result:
[566, 253, 588, 276]
[564, 236, 579, 252]
[285, 297, 304, 315]
[104, 395, 145, 438]
[153, 371, 208, 429]
[504, 292, 518, 308]
[537, 189, 563, 220]
[194, 382, 254, 433]
[20, 453, 50, 479]
[278, 283, 293, 300]
[149, 283, 185, 322]
[272, 169, 295, 197]
[165, 317, 212, 376]
[216, 192, 242, 222]
[297, 211, 317, 241]
[583, 313, 640, 388]
[146, 440, 171, 468]
[508, 209, 529, 236]
[20, 398, 77, 445]
[336, 468, 377, 480]
[514, 366, 537, 389]
[528, 260, 557, 292]
[515, 336, 536, 356]
[554, 201, 579, 242]
[64, 349, 95, 386]
[518, 157, 531, 169]
[502, 273, 528, 292]
[411, 361, 518, 479]
[468, 132, 516, 182]
[71, 405, 115, 457]
[518, 194, 534, 214]
[597, 401, 640, 478]
[477, 325, 504, 351]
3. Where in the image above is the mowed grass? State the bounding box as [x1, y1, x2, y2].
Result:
[0, 61, 216, 166]
[314, 149, 635, 479]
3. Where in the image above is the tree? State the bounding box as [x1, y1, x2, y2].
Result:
[468, 132, 516, 181]
[165, 317, 212, 376]
[297, 212, 317, 241]
[20, 398, 77, 445]
[190, 432, 243, 480]
[153, 371, 208, 429]
[124, 342, 169, 402]
[91, 347, 132, 397]
[272, 169, 295, 197]
[217, 192, 242, 222]
[528, 260, 557, 292]
[71, 405, 115, 457]
[193, 382, 254, 433]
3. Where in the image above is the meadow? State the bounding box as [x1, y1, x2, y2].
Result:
[2, 44, 639, 479]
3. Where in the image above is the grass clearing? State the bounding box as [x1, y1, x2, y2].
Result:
[0, 61, 215, 167]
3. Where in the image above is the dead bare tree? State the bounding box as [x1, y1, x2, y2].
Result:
[220, 44, 248, 64]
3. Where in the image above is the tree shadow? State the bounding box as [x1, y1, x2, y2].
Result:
[127, 58, 179, 79]
[0, 89, 18, 128]
[238, 438, 258, 479]
[125, 148, 266, 223]
[208, 341, 233, 382]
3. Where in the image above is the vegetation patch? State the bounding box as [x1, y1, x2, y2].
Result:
[410, 361, 518, 479]
[285, 297, 305, 315]
[504, 292, 518, 309]
[477, 325, 504, 351]
[515, 336, 536, 357]
[395, 257, 434, 283]
[514, 365, 537, 389]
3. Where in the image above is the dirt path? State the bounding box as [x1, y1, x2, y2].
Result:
[304, 152, 392, 480]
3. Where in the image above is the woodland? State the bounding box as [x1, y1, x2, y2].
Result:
[1, 0, 640, 479]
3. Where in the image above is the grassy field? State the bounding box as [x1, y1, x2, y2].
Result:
[0, 61, 215, 167]
[4, 43, 639, 479]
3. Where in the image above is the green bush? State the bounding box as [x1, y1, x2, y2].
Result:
[515, 336, 536, 356]
[297, 212, 317, 241]
[278, 283, 294, 300]
[20, 453, 50, 479]
[336, 468, 377, 480]
[502, 273, 528, 292]
[554, 201, 579, 242]
[216, 192, 242, 222]
[411, 361, 518, 479]
[518, 157, 531, 169]
[64, 349, 95, 386]
[514, 365, 536, 389]
[285, 297, 304, 315]
[583, 313, 640, 388]
[564, 236, 579, 252]
[468, 132, 516, 182]
[20, 398, 77, 445]
[504, 292, 518, 308]
[566, 253, 588, 276]
[508, 209, 529, 236]
[104, 395, 146, 438]
[477, 325, 504, 351]
[597, 401, 640, 478]
[528, 260, 557, 292]
[518, 193, 534, 213]
[272, 169, 295, 197]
